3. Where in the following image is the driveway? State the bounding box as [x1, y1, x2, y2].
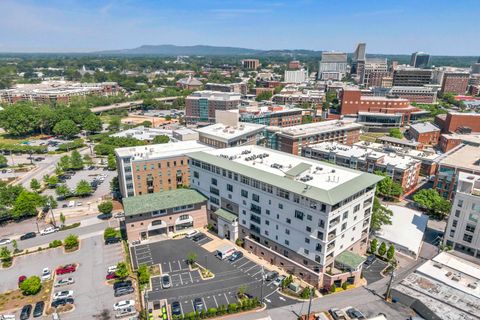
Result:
[362, 259, 388, 284]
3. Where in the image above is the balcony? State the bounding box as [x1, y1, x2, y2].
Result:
[328, 231, 336, 241]
[329, 218, 340, 228]
[327, 241, 335, 252]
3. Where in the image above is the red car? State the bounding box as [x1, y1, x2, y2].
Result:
[106, 272, 118, 280]
[18, 275, 27, 284]
[56, 264, 77, 275]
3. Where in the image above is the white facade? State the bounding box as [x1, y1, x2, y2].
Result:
[444, 172, 480, 259]
[188, 146, 378, 268]
[284, 70, 307, 84]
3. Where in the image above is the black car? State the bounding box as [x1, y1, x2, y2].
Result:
[171, 301, 182, 316]
[105, 237, 120, 245]
[229, 251, 243, 262]
[113, 280, 132, 290]
[51, 297, 74, 308]
[363, 255, 376, 267]
[20, 232, 36, 241]
[192, 233, 206, 242]
[33, 301, 45, 317]
[193, 298, 204, 312]
[346, 308, 366, 320]
[20, 304, 32, 320]
[264, 271, 279, 281]
[114, 286, 134, 297]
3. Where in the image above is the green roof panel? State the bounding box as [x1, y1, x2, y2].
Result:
[215, 208, 238, 223]
[335, 251, 365, 270]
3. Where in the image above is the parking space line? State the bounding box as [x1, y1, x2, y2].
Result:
[238, 260, 251, 269]
[233, 256, 245, 264]
[223, 293, 230, 304]
[191, 300, 195, 312]
[168, 261, 172, 272]
[177, 260, 182, 270]
[212, 295, 218, 307]
[245, 264, 258, 273]
[189, 272, 193, 283]
[251, 269, 263, 277]
[202, 297, 207, 310]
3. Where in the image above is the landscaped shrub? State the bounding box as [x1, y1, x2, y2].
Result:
[49, 240, 62, 248]
[227, 303, 237, 314]
[19, 276, 42, 295]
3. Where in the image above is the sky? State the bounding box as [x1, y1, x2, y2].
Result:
[0, 0, 478, 55]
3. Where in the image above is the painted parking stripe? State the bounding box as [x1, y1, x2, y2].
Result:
[232, 256, 245, 264]
[238, 260, 251, 269]
[245, 264, 258, 273]
[223, 293, 230, 304]
[189, 272, 193, 283]
[251, 269, 263, 277]
[212, 294, 218, 307]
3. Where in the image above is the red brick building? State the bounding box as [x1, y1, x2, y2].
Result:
[441, 72, 469, 94]
[434, 112, 480, 133]
[288, 61, 301, 70]
[408, 122, 441, 145]
[438, 134, 463, 152]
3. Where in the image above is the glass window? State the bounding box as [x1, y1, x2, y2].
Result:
[295, 210, 304, 220]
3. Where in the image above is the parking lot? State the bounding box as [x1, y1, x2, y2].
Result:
[131, 238, 295, 317]
[0, 235, 134, 319]
[362, 259, 388, 284]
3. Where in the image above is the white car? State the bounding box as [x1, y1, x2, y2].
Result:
[0, 238, 12, 246]
[113, 300, 135, 311]
[114, 213, 125, 219]
[40, 227, 59, 235]
[272, 275, 286, 287]
[53, 290, 74, 300]
[107, 265, 118, 273]
[41, 268, 51, 281]
[76, 202, 82, 207]
[54, 277, 75, 287]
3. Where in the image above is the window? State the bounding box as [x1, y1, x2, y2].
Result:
[278, 203, 283, 209]
[211, 178, 217, 186]
[307, 214, 312, 221]
[305, 238, 310, 244]
[455, 210, 461, 217]
[354, 204, 360, 213]
[179, 214, 189, 221]
[284, 240, 290, 246]
[306, 226, 311, 232]
[264, 230, 269, 236]
[452, 220, 458, 228]
[152, 209, 166, 217]
[466, 224, 476, 233]
[304, 249, 309, 255]
[319, 220, 325, 229]
[463, 234, 473, 243]
[342, 211, 348, 220]
[209, 196, 219, 205]
[341, 222, 347, 231]
[286, 218, 291, 224]
[293, 195, 300, 204]
[193, 171, 199, 178]
[252, 193, 260, 202]
[241, 189, 248, 198]
[210, 186, 220, 195]
[227, 184, 233, 192]
[265, 220, 270, 225]
[458, 199, 463, 208]
[449, 229, 455, 237]
[317, 231, 324, 240]
[277, 188, 290, 200]
[294, 210, 304, 220]
[266, 209, 270, 215]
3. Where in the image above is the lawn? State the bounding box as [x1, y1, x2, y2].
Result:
[360, 132, 385, 142]
[0, 133, 50, 144]
[0, 280, 53, 312]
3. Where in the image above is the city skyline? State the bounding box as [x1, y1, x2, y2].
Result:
[0, 0, 478, 55]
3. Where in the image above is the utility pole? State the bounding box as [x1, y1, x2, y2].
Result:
[385, 270, 395, 301]
[260, 266, 265, 305]
[306, 287, 314, 320]
[48, 200, 57, 227]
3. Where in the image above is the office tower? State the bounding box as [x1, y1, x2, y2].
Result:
[410, 52, 431, 69]
[318, 52, 348, 80]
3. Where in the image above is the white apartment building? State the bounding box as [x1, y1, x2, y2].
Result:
[284, 70, 308, 84]
[444, 172, 480, 260]
[187, 145, 381, 288]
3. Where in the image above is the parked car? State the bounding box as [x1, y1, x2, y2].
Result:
[191, 233, 206, 242]
[329, 308, 347, 320]
[161, 274, 171, 289]
[107, 265, 118, 273]
[54, 277, 75, 287]
[114, 213, 125, 219]
[53, 290, 73, 300]
[0, 314, 16, 320]
[264, 271, 279, 282]
[114, 286, 134, 297]
[171, 301, 182, 316]
[0, 238, 12, 246]
[40, 227, 59, 236]
[346, 307, 366, 320]
[228, 251, 243, 262]
[185, 230, 199, 239]
[113, 300, 135, 311]
[20, 304, 32, 320]
[272, 275, 286, 287]
[105, 237, 121, 245]
[56, 264, 76, 275]
[106, 272, 118, 280]
[363, 255, 376, 267]
[51, 298, 74, 308]
[115, 307, 136, 318]
[113, 280, 132, 290]
[193, 298, 204, 312]
[33, 301, 45, 317]
[18, 275, 27, 285]
[41, 268, 51, 281]
[20, 232, 36, 241]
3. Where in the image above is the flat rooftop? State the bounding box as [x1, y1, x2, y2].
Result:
[377, 136, 421, 148]
[439, 144, 480, 171]
[268, 120, 362, 138]
[186, 90, 241, 101]
[307, 142, 420, 170]
[195, 122, 265, 142]
[188, 145, 382, 205]
[410, 122, 440, 134]
[110, 126, 173, 141]
[115, 140, 212, 160]
[354, 141, 440, 161]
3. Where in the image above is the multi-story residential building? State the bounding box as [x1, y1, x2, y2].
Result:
[272, 89, 324, 106]
[361, 58, 390, 87]
[188, 145, 381, 288]
[377, 136, 423, 150]
[319, 52, 348, 81]
[265, 120, 362, 155]
[195, 122, 265, 149]
[123, 189, 208, 241]
[389, 86, 437, 104]
[303, 142, 420, 193]
[288, 60, 301, 70]
[239, 105, 303, 127]
[443, 172, 480, 259]
[284, 70, 308, 83]
[176, 76, 203, 90]
[392, 66, 433, 87]
[434, 111, 480, 133]
[410, 52, 430, 69]
[185, 91, 242, 124]
[204, 82, 247, 95]
[438, 133, 480, 153]
[408, 122, 441, 145]
[434, 144, 480, 200]
[115, 141, 212, 198]
[441, 72, 470, 94]
[242, 59, 260, 70]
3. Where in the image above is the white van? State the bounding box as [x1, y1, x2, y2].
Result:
[67, 201, 75, 208]
[185, 230, 199, 239]
[216, 245, 236, 260]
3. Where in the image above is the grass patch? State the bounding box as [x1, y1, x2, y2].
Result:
[360, 132, 385, 142]
[0, 280, 52, 311]
[59, 222, 81, 231]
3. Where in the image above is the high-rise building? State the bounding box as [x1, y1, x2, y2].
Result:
[410, 52, 431, 69]
[288, 60, 301, 70]
[443, 172, 480, 259]
[441, 72, 469, 94]
[242, 59, 260, 70]
[351, 43, 366, 75]
[185, 91, 242, 124]
[393, 66, 433, 87]
[284, 69, 308, 83]
[319, 52, 348, 80]
[361, 58, 390, 87]
[188, 145, 381, 288]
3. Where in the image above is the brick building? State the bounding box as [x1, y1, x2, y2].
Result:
[408, 122, 441, 145]
[434, 112, 480, 133]
[389, 86, 437, 104]
[204, 82, 247, 95]
[288, 60, 301, 70]
[441, 72, 469, 94]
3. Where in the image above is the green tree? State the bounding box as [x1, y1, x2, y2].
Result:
[137, 265, 151, 286]
[53, 119, 80, 139]
[300, 287, 312, 299]
[47, 175, 59, 187]
[115, 262, 129, 279]
[63, 234, 79, 250]
[30, 178, 41, 192]
[108, 117, 122, 131]
[107, 154, 116, 171]
[70, 150, 84, 170]
[55, 184, 70, 198]
[0, 155, 7, 168]
[98, 201, 113, 215]
[103, 227, 118, 240]
[413, 189, 452, 218]
[0, 103, 39, 136]
[0, 246, 12, 263]
[82, 114, 103, 133]
[75, 180, 92, 196]
[19, 276, 42, 295]
[330, 283, 336, 293]
[237, 285, 247, 298]
[12, 191, 44, 219]
[152, 135, 170, 144]
[187, 252, 197, 265]
[58, 155, 71, 171]
[255, 91, 273, 102]
[83, 154, 94, 167]
[378, 242, 387, 256]
[164, 115, 172, 121]
[387, 244, 395, 260]
[388, 128, 403, 139]
[12, 239, 18, 253]
[370, 238, 379, 253]
[60, 213, 66, 226]
[370, 197, 393, 231]
[375, 172, 403, 199]
[141, 120, 152, 128]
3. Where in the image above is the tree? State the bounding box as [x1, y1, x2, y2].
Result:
[47, 175, 59, 188]
[237, 285, 247, 298]
[58, 155, 71, 171]
[0, 246, 12, 263]
[53, 119, 80, 139]
[60, 213, 66, 226]
[375, 171, 403, 199]
[98, 201, 113, 215]
[141, 120, 152, 128]
[12, 191, 44, 219]
[0, 155, 7, 168]
[370, 238, 378, 253]
[83, 154, 94, 167]
[75, 180, 92, 196]
[103, 227, 118, 240]
[115, 262, 129, 279]
[70, 150, 84, 170]
[30, 178, 41, 192]
[137, 265, 150, 286]
[388, 128, 403, 139]
[330, 283, 337, 293]
[56, 184, 70, 198]
[12, 239, 18, 253]
[82, 114, 103, 133]
[387, 244, 395, 261]
[107, 154, 116, 171]
[413, 189, 452, 218]
[19, 276, 42, 295]
[255, 91, 273, 102]
[63, 234, 79, 250]
[378, 242, 387, 256]
[164, 115, 172, 121]
[108, 117, 122, 131]
[370, 197, 393, 231]
[0, 103, 39, 136]
[152, 135, 170, 144]
[187, 252, 197, 265]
